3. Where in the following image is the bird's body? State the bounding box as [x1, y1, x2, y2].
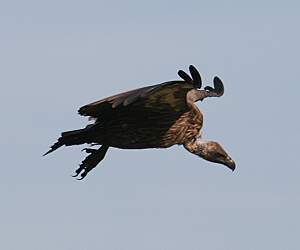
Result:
[45, 65, 235, 179]
[100, 104, 202, 149]
[83, 83, 203, 149]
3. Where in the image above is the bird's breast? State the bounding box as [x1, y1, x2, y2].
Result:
[160, 108, 203, 146]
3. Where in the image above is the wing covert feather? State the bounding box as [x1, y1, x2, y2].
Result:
[78, 81, 194, 118]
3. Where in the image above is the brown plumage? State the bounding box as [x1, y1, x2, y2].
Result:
[44, 65, 235, 179]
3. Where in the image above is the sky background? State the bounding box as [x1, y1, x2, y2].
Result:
[1, 0, 299, 249]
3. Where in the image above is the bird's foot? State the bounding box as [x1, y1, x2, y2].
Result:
[72, 148, 96, 179]
[72, 145, 109, 180]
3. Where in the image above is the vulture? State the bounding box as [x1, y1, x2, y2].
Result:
[44, 65, 235, 179]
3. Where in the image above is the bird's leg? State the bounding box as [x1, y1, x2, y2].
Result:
[73, 145, 109, 180]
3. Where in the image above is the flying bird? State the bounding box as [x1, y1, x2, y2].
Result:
[44, 65, 235, 179]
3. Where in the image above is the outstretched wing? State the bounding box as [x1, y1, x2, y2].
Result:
[78, 65, 203, 119]
[78, 80, 195, 119]
[77, 65, 223, 120]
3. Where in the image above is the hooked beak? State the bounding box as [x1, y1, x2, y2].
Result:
[225, 156, 236, 171]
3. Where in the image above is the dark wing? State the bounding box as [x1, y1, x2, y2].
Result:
[203, 76, 224, 97]
[78, 65, 222, 119]
[177, 65, 202, 88]
[78, 80, 195, 118]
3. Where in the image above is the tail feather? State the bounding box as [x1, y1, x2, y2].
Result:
[44, 128, 91, 156]
[43, 140, 64, 156]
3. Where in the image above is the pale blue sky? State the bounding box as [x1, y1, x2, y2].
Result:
[1, 1, 299, 249]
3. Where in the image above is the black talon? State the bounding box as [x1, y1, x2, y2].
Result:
[77, 175, 85, 181]
[72, 145, 109, 180]
[77, 164, 95, 180]
[76, 169, 89, 180]
[72, 165, 85, 178]
[74, 166, 86, 180]
[80, 171, 88, 180]
[81, 148, 97, 154]
[72, 169, 83, 177]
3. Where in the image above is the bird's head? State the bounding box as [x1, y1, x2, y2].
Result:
[200, 141, 236, 171]
[184, 140, 235, 171]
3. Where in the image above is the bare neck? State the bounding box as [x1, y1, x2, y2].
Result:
[183, 140, 208, 158]
[186, 89, 206, 104]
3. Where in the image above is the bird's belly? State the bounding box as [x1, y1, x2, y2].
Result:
[105, 125, 173, 149]
[97, 110, 202, 149]
[101, 115, 180, 149]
